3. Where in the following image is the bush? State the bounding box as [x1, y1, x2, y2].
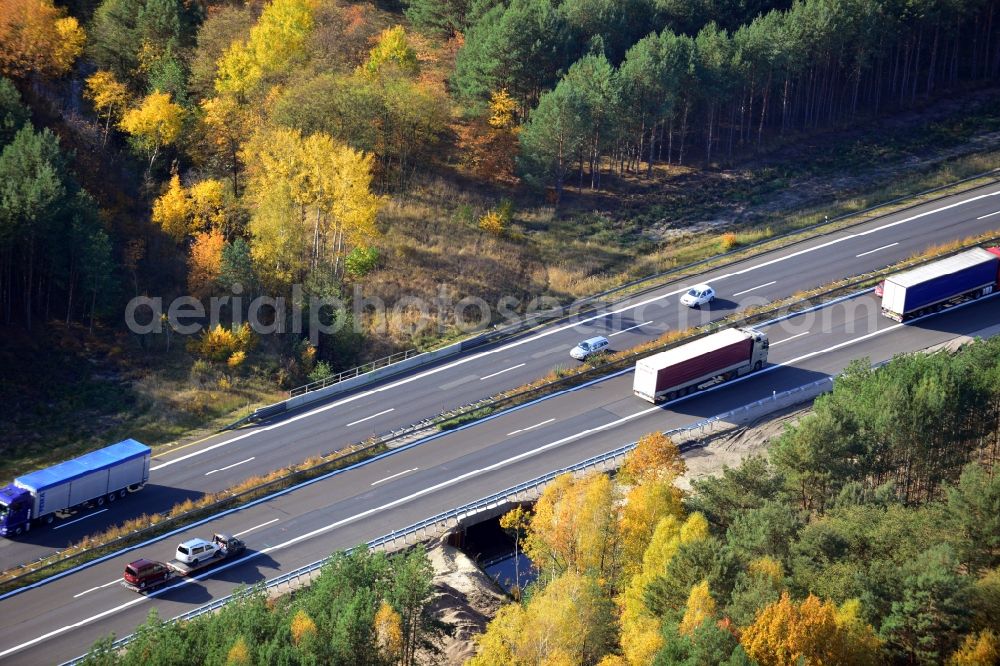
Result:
[308, 361, 333, 383]
[720, 232, 738, 252]
[479, 209, 505, 236]
[190, 323, 257, 363]
[346, 246, 380, 278]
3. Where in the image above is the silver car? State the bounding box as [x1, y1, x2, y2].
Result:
[570, 336, 609, 360]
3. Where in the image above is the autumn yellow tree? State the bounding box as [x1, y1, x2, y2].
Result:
[679, 580, 717, 636]
[364, 25, 419, 78]
[834, 599, 884, 664]
[595, 657, 627, 666]
[189, 179, 227, 233]
[0, 0, 85, 78]
[489, 89, 517, 129]
[188, 229, 225, 297]
[85, 70, 129, 147]
[949, 629, 1000, 666]
[200, 95, 257, 196]
[375, 600, 404, 662]
[152, 174, 192, 241]
[749, 555, 784, 584]
[500, 505, 531, 596]
[153, 174, 228, 242]
[468, 604, 523, 665]
[461, 88, 519, 182]
[289, 608, 317, 645]
[469, 571, 615, 665]
[119, 91, 184, 176]
[518, 572, 615, 664]
[620, 431, 686, 485]
[243, 126, 380, 284]
[619, 476, 685, 579]
[524, 472, 621, 584]
[741, 593, 882, 666]
[225, 636, 250, 665]
[215, 0, 315, 99]
[300, 131, 379, 273]
[618, 513, 709, 666]
[617, 432, 687, 579]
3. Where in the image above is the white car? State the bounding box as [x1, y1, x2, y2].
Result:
[175, 537, 221, 565]
[570, 336, 609, 360]
[680, 284, 715, 308]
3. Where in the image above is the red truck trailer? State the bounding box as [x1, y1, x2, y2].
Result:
[633, 327, 769, 403]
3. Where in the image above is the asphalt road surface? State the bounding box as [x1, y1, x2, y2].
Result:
[2, 182, 1000, 569]
[2, 286, 999, 664]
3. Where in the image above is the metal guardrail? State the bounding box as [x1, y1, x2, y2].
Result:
[237, 170, 1000, 427]
[62, 376, 835, 665]
[288, 349, 420, 397]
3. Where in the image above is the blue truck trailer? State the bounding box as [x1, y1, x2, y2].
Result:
[880, 247, 1000, 322]
[0, 439, 151, 537]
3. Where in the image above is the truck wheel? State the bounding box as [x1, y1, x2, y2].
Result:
[95, 496, 105, 506]
[754, 361, 762, 371]
[119, 489, 127, 499]
[107, 492, 116, 503]
[44, 514, 54, 525]
[12, 526, 22, 536]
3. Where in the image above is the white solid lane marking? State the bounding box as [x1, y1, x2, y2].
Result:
[977, 210, 1000, 219]
[371, 468, 419, 486]
[53, 509, 109, 531]
[733, 281, 777, 297]
[480, 363, 526, 380]
[507, 418, 555, 437]
[855, 242, 899, 258]
[346, 408, 394, 427]
[610, 321, 654, 337]
[233, 518, 279, 537]
[769, 331, 809, 347]
[151, 429, 261, 471]
[146, 187, 1000, 472]
[205, 457, 255, 476]
[73, 578, 120, 599]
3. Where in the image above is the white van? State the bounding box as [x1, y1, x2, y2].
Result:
[570, 336, 609, 360]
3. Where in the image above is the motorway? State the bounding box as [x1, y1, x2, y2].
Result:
[2, 182, 1000, 571]
[2, 283, 999, 664]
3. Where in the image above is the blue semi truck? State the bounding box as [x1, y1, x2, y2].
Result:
[0, 439, 151, 537]
[880, 247, 1000, 322]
